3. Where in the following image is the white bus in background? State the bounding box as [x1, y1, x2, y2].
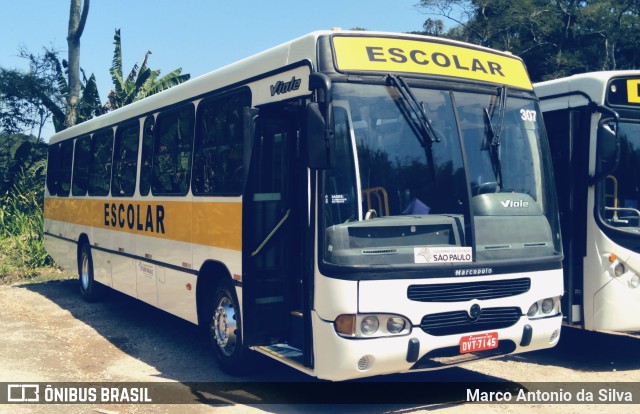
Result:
[44, 29, 563, 381]
[535, 71, 640, 331]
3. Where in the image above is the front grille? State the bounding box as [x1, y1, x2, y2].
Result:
[407, 278, 530, 302]
[420, 307, 521, 336]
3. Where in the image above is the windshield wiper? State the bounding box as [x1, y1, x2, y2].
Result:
[387, 74, 441, 146]
[483, 85, 508, 190]
[387, 74, 441, 180]
[493, 85, 507, 146]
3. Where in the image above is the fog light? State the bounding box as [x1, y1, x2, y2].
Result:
[541, 298, 554, 314]
[550, 329, 559, 343]
[614, 262, 626, 277]
[361, 316, 379, 335]
[629, 274, 640, 289]
[387, 317, 406, 333]
[527, 302, 539, 317]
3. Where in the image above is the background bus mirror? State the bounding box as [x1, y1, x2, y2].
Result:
[306, 102, 335, 170]
[592, 116, 620, 184]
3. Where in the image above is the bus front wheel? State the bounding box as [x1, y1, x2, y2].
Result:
[78, 243, 103, 302]
[208, 281, 250, 374]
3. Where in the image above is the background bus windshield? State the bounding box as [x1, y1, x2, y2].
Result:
[322, 82, 561, 268]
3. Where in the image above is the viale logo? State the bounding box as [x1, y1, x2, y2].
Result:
[270, 77, 301, 96]
[500, 200, 529, 208]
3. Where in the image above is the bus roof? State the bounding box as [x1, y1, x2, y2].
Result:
[49, 29, 528, 145]
[534, 70, 640, 107]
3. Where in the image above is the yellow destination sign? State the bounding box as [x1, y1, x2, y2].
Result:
[333, 36, 533, 90]
[627, 79, 640, 103]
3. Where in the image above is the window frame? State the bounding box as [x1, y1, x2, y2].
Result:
[111, 121, 140, 197]
[72, 135, 91, 196]
[151, 104, 195, 196]
[88, 128, 115, 197]
[192, 88, 251, 196]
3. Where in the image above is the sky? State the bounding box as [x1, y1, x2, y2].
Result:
[0, 0, 430, 140]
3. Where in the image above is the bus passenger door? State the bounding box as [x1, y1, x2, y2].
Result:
[243, 107, 305, 354]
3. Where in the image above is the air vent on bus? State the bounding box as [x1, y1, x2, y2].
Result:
[361, 249, 398, 255]
[407, 278, 530, 302]
[483, 245, 511, 250]
[420, 307, 521, 336]
[524, 242, 548, 247]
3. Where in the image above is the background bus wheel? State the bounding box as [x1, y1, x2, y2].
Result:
[78, 243, 103, 302]
[209, 281, 250, 374]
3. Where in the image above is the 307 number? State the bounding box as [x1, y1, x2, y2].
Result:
[520, 109, 537, 122]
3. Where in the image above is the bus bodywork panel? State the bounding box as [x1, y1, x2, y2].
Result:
[309, 269, 562, 381]
[586, 207, 640, 331]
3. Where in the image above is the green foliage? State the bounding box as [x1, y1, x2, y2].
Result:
[0, 66, 59, 138]
[0, 48, 102, 135]
[104, 29, 190, 111]
[0, 133, 51, 273]
[40, 51, 104, 131]
[0, 133, 47, 196]
[416, 0, 640, 82]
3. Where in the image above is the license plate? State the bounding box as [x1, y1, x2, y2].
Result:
[459, 332, 498, 354]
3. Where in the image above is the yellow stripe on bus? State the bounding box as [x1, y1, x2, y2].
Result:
[44, 198, 242, 251]
[333, 36, 533, 91]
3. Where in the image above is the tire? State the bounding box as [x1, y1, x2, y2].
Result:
[208, 281, 251, 374]
[78, 243, 104, 302]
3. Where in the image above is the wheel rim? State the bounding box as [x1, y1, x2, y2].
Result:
[212, 295, 237, 356]
[80, 252, 90, 291]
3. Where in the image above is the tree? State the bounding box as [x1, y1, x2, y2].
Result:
[0, 133, 47, 198]
[0, 69, 50, 138]
[65, 0, 90, 128]
[416, 0, 640, 81]
[0, 47, 69, 139]
[13, 47, 102, 133]
[103, 29, 190, 111]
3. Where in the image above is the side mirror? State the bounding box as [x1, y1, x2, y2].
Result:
[306, 102, 335, 169]
[307, 72, 335, 170]
[590, 112, 620, 185]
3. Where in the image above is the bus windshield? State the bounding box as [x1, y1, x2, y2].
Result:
[600, 121, 640, 236]
[322, 81, 561, 269]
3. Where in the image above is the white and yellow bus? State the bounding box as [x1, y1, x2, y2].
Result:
[535, 71, 640, 331]
[45, 30, 563, 381]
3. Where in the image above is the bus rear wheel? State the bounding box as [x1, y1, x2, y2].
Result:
[78, 243, 103, 302]
[208, 281, 250, 374]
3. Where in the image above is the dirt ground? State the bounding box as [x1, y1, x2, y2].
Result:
[1, 278, 640, 413]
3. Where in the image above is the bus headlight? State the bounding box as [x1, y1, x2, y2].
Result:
[387, 317, 406, 333]
[541, 298, 555, 314]
[361, 316, 379, 335]
[629, 274, 640, 289]
[614, 262, 626, 277]
[527, 296, 561, 319]
[334, 314, 411, 338]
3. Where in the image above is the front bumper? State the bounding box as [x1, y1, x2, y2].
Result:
[312, 311, 562, 381]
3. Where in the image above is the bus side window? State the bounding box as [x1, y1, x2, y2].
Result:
[89, 129, 114, 196]
[72, 135, 90, 196]
[139, 116, 154, 196]
[152, 105, 194, 195]
[112, 122, 140, 197]
[193, 90, 250, 196]
[57, 140, 74, 197]
[46, 144, 60, 196]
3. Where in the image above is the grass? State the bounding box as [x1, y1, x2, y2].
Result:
[0, 165, 66, 285]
